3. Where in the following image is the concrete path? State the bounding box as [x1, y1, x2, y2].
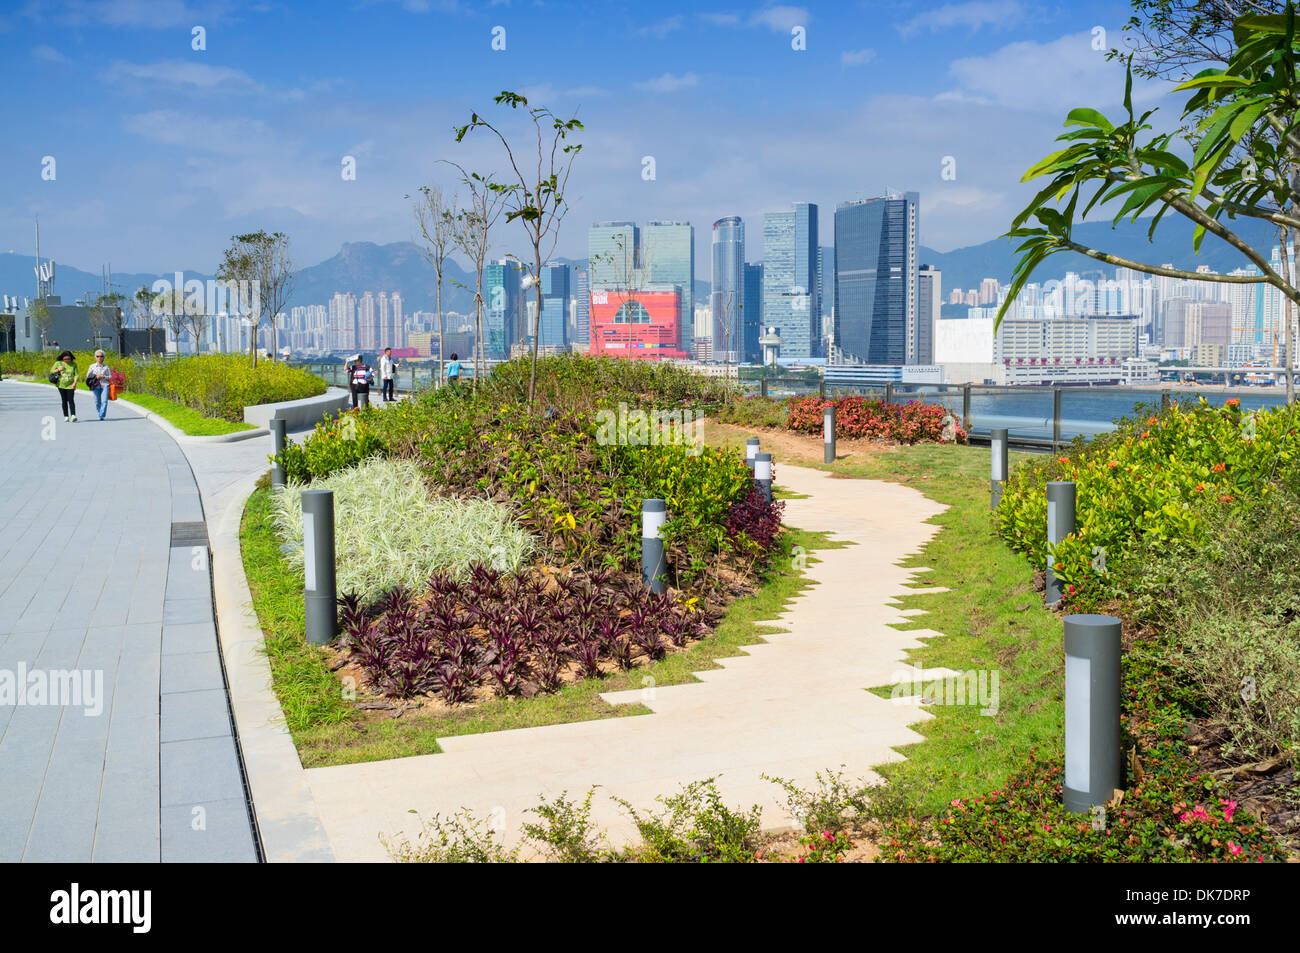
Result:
[0, 380, 259, 862]
[304, 463, 952, 861]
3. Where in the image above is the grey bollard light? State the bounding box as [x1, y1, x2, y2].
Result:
[270, 417, 287, 489]
[989, 427, 1008, 509]
[754, 452, 773, 504]
[1063, 614, 1122, 813]
[823, 403, 836, 464]
[641, 499, 667, 594]
[745, 437, 760, 472]
[359, 390, 370, 410]
[301, 489, 338, 645]
[1045, 481, 1076, 604]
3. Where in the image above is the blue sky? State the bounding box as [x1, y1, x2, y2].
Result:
[0, 0, 1177, 277]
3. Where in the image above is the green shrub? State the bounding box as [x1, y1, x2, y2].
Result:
[997, 398, 1300, 606]
[715, 394, 790, 430]
[136, 354, 326, 421]
[1129, 480, 1300, 765]
[270, 457, 538, 599]
[520, 788, 609, 862]
[276, 411, 385, 483]
[763, 768, 874, 835]
[617, 779, 763, 863]
[384, 810, 520, 863]
[0, 349, 138, 385]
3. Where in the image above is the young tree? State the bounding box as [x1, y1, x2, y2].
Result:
[88, 292, 125, 353]
[1000, 6, 1300, 402]
[29, 299, 53, 349]
[217, 230, 294, 367]
[455, 91, 583, 405]
[150, 288, 203, 354]
[132, 286, 166, 353]
[411, 185, 460, 386]
[447, 165, 507, 390]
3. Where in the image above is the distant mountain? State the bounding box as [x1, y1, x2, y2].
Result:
[292, 241, 477, 315]
[921, 215, 1278, 298]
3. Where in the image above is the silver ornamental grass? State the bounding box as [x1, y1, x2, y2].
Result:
[271, 457, 537, 598]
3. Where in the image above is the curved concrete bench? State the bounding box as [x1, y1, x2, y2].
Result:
[244, 387, 351, 430]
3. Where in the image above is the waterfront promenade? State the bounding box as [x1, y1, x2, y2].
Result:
[0, 381, 259, 862]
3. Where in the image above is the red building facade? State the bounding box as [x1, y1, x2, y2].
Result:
[588, 290, 688, 360]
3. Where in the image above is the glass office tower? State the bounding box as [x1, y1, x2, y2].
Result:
[711, 216, 744, 363]
[743, 262, 763, 363]
[642, 221, 695, 355]
[762, 202, 819, 359]
[483, 258, 524, 359]
[833, 191, 919, 364]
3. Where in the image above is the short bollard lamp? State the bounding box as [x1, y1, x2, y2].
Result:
[270, 417, 288, 489]
[745, 437, 760, 471]
[990, 427, 1008, 509]
[1063, 614, 1122, 813]
[641, 499, 667, 594]
[1045, 480, 1076, 604]
[754, 452, 773, 503]
[301, 489, 338, 645]
[823, 403, 836, 464]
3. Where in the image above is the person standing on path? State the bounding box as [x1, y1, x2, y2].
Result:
[86, 350, 113, 421]
[350, 355, 374, 409]
[445, 352, 462, 388]
[345, 354, 358, 406]
[380, 347, 398, 403]
[51, 350, 78, 422]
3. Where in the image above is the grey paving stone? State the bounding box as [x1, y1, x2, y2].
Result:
[162, 597, 213, 626]
[160, 735, 246, 807]
[161, 798, 258, 863]
[161, 688, 232, 743]
[162, 620, 218, 656]
[161, 651, 225, 695]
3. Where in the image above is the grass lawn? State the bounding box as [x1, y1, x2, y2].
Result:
[705, 421, 1065, 816]
[241, 478, 845, 768]
[14, 376, 255, 436]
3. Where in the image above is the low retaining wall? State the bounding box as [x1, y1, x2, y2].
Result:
[244, 387, 351, 430]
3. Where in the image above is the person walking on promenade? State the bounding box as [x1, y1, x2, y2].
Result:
[445, 352, 462, 388]
[51, 350, 78, 422]
[345, 354, 358, 405]
[86, 350, 113, 421]
[380, 347, 398, 403]
[350, 354, 374, 409]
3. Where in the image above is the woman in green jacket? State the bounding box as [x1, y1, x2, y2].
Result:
[51, 350, 78, 422]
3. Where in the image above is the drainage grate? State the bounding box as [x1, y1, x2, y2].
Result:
[170, 521, 210, 548]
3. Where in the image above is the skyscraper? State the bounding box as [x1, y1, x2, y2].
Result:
[588, 222, 639, 292]
[539, 262, 570, 349]
[818, 245, 835, 358]
[834, 191, 920, 364]
[762, 202, 819, 359]
[711, 216, 744, 364]
[483, 259, 524, 359]
[917, 264, 941, 366]
[743, 263, 763, 363]
[643, 221, 695, 355]
[574, 266, 590, 352]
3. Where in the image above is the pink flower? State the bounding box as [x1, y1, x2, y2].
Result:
[1228, 843, 1243, 856]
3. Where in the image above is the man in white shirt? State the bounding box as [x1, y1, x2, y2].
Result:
[380, 347, 398, 402]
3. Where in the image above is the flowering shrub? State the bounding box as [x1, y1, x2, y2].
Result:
[786, 396, 965, 444]
[997, 398, 1300, 607]
[877, 747, 1281, 863]
[276, 410, 385, 482]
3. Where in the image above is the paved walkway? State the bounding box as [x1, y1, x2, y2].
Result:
[0, 381, 258, 862]
[304, 463, 952, 861]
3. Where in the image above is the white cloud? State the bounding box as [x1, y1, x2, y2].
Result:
[49, 0, 230, 29]
[634, 72, 699, 93]
[122, 109, 269, 154]
[104, 59, 263, 92]
[639, 15, 683, 38]
[699, 12, 740, 27]
[841, 48, 876, 67]
[946, 30, 1167, 113]
[751, 5, 808, 32]
[33, 44, 68, 62]
[897, 0, 1023, 38]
